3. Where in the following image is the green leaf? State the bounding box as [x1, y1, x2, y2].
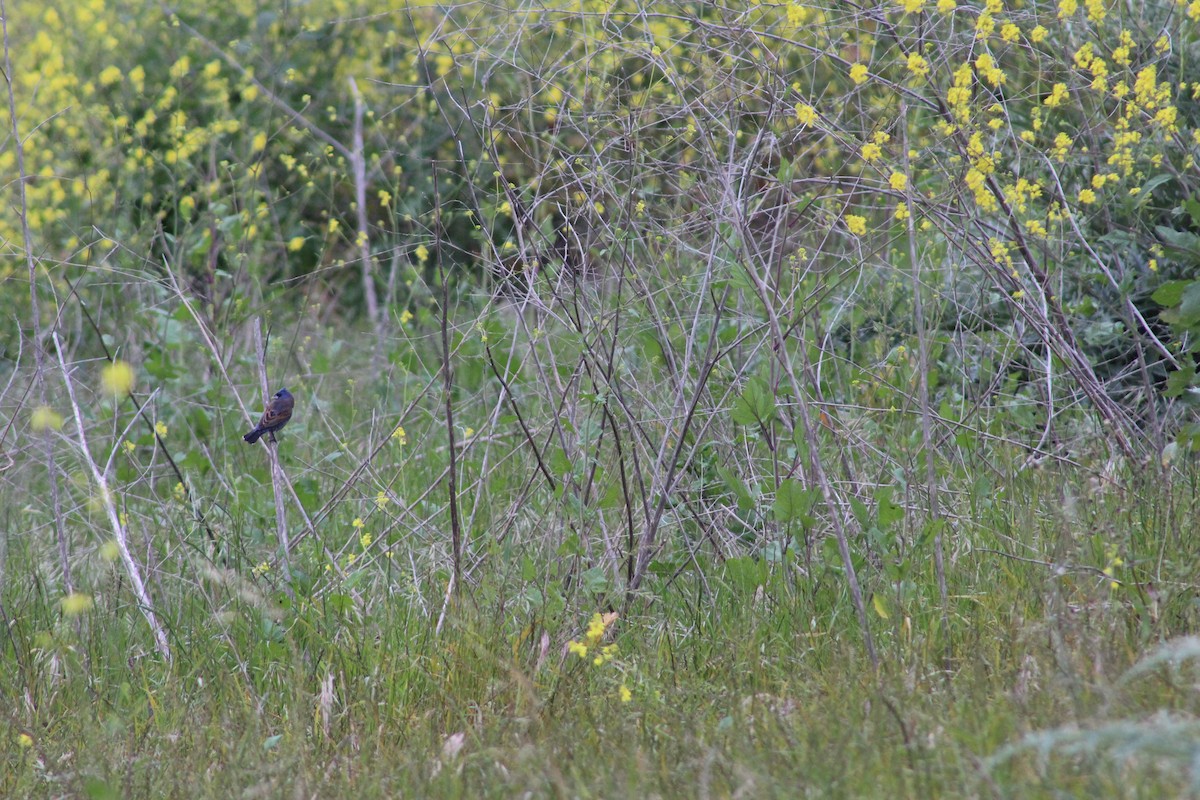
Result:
[1156, 226, 1200, 261]
[731, 377, 776, 426]
[1165, 364, 1197, 398]
[875, 486, 904, 528]
[1179, 282, 1200, 327]
[1152, 280, 1191, 308]
[773, 478, 815, 523]
[581, 566, 609, 594]
[1186, 197, 1200, 228]
[718, 465, 756, 513]
[1141, 174, 1175, 196]
[723, 556, 765, 593]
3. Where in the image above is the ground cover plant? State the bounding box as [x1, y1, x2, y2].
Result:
[4, 0, 1200, 796]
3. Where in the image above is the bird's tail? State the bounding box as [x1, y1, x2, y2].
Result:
[243, 429, 263, 444]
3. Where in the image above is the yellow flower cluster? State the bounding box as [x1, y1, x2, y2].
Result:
[567, 611, 619, 664]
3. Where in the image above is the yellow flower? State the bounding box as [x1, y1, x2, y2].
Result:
[846, 215, 867, 236]
[584, 612, 618, 646]
[399, 309, 414, 325]
[102, 360, 135, 396]
[415, 244, 430, 263]
[888, 172, 908, 191]
[391, 425, 407, 445]
[897, 0, 925, 13]
[1030, 25, 1048, 43]
[375, 491, 389, 508]
[794, 103, 817, 126]
[155, 421, 168, 437]
[31, 406, 64, 432]
[327, 218, 340, 234]
[360, 531, 372, 549]
[1044, 83, 1069, 107]
[568, 640, 588, 658]
[861, 142, 882, 162]
[849, 64, 869, 85]
[98, 65, 123, 86]
[906, 53, 929, 79]
[353, 517, 365, 529]
[936, 0, 956, 11]
[1077, 189, 1096, 204]
[288, 236, 306, 252]
[61, 592, 94, 616]
[619, 685, 632, 703]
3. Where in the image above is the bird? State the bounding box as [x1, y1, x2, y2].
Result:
[243, 388, 294, 444]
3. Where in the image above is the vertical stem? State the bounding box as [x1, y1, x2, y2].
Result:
[349, 77, 381, 331]
[433, 167, 463, 593]
[901, 103, 950, 670]
[252, 321, 293, 592]
[52, 334, 172, 663]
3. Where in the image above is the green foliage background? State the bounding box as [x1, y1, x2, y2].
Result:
[4, 0, 1200, 796]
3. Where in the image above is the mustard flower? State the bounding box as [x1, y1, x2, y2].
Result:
[101, 360, 135, 396]
[61, 592, 94, 616]
[31, 406, 64, 432]
[1044, 83, 1069, 107]
[906, 53, 929, 79]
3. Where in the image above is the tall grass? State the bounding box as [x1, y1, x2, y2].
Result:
[3, 0, 1200, 796]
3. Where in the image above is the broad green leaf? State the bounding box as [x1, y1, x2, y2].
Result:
[731, 377, 776, 426]
[774, 478, 815, 523]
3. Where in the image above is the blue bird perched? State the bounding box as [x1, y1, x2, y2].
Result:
[244, 388, 294, 444]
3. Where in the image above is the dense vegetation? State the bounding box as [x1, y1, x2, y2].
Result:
[4, 0, 1200, 795]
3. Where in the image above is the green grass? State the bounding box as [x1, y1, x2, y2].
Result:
[5, 1, 1200, 794]
[4, 456, 1200, 797]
